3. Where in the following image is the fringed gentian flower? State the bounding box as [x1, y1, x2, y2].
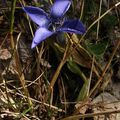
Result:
[23, 0, 86, 48]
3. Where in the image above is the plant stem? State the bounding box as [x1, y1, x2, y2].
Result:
[10, 0, 16, 49]
[49, 41, 71, 90]
[62, 109, 120, 120]
[89, 39, 120, 97]
[78, 2, 120, 45]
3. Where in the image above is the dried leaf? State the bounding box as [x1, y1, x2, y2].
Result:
[75, 99, 91, 114]
[0, 49, 11, 60]
[71, 34, 92, 68]
[92, 92, 120, 120]
[40, 58, 51, 68]
[72, 47, 92, 68]
[0, 16, 3, 24]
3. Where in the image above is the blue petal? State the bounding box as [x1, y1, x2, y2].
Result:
[31, 27, 54, 48]
[50, 0, 71, 19]
[57, 20, 86, 34]
[23, 6, 50, 27]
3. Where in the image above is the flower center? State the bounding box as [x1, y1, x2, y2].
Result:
[48, 18, 64, 32]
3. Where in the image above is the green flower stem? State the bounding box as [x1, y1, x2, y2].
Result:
[10, 0, 16, 34]
[10, 0, 32, 107]
[10, 0, 17, 49]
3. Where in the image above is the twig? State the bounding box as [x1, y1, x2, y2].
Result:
[62, 109, 120, 120]
[89, 39, 120, 97]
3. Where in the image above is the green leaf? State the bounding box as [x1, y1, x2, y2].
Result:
[87, 41, 108, 58]
[67, 58, 87, 82]
[102, 14, 118, 29]
[77, 80, 89, 101]
[67, 59, 89, 101]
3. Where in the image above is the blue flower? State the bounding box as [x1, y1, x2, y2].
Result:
[23, 0, 86, 48]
